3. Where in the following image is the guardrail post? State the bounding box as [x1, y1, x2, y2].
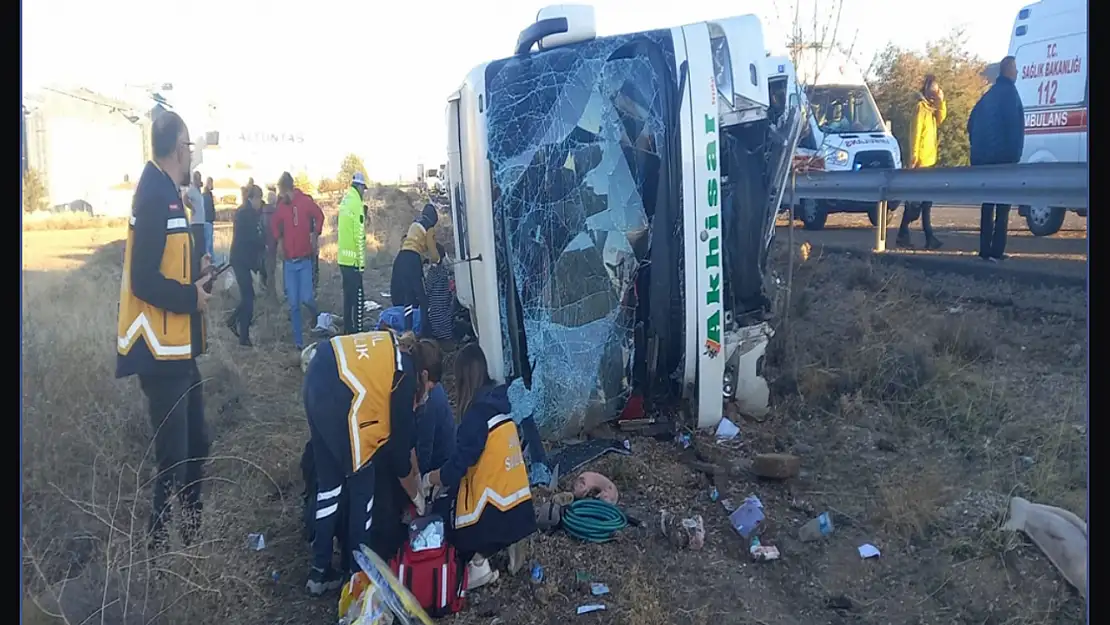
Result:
[873, 200, 888, 253]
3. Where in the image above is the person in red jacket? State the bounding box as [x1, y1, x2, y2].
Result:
[271, 171, 325, 348]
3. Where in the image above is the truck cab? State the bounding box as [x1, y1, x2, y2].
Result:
[1009, 0, 1088, 236]
[786, 50, 902, 230]
[445, 5, 801, 438]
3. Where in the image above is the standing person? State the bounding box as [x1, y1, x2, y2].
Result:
[896, 74, 948, 250]
[338, 172, 369, 334]
[115, 111, 215, 546]
[390, 203, 442, 334]
[298, 331, 432, 595]
[969, 56, 1025, 262]
[271, 171, 325, 349]
[186, 171, 207, 259]
[226, 185, 264, 346]
[260, 187, 279, 295]
[423, 343, 536, 589]
[202, 176, 216, 261]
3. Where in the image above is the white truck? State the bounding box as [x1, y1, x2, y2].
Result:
[444, 5, 801, 437]
[1008, 0, 1088, 236]
[781, 50, 902, 230]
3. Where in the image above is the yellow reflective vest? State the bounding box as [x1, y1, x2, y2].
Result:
[454, 414, 532, 529]
[117, 162, 207, 375]
[331, 331, 404, 473]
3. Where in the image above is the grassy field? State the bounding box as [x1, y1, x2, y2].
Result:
[21, 189, 1086, 625]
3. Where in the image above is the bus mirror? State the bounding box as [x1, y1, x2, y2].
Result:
[884, 120, 892, 134]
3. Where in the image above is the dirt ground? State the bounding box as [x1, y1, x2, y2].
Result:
[22, 190, 1086, 625]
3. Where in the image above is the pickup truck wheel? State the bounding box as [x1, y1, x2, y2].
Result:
[867, 204, 897, 227]
[798, 199, 827, 231]
[1024, 204, 1066, 237]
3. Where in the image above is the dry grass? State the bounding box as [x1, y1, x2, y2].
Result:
[22, 202, 1085, 625]
[23, 212, 130, 232]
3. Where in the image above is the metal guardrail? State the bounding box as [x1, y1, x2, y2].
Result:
[789, 162, 1089, 209]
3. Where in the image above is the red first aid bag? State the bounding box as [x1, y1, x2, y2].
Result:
[389, 515, 468, 617]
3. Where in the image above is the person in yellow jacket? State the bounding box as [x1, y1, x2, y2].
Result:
[338, 172, 369, 334]
[116, 111, 217, 547]
[423, 343, 536, 590]
[897, 74, 947, 250]
[299, 331, 438, 596]
[390, 203, 444, 335]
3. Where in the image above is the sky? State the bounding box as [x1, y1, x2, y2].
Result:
[21, 0, 1030, 181]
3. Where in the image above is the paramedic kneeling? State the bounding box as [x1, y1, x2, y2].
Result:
[300, 330, 429, 596]
[424, 344, 537, 590]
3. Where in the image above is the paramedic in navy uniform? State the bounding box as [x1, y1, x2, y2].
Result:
[424, 343, 537, 590]
[299, 330, 438, 596]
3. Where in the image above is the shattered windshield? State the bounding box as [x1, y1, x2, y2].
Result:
[805, 84, 885, 134]
[484, 30, 677, 437]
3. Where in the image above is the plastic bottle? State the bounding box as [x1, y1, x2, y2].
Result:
[798, 512, 834, 542]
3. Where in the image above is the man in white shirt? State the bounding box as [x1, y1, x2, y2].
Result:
[186, 171, 207, 260]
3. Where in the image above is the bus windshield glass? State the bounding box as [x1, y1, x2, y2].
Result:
[483, 30, 678, 436]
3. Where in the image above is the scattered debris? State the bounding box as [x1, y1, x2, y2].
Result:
[271, 570, 280, 583]
[576, 604, 606, 615]
[573, 472, 619, 505]
[531, 564, 545, 583]
[825, 594, 855, 611]
[380, 291, 391, 298]
[363, 299, 383, 312]
[728, 496, 765, 539]
[676, 432, 692, 449]
[798, 512, 835, 542]
[549, 439, 631, 478]
[715, 417, 740, 441]
[719, 498, 736, 513]
[661, 511, 706, 551]
[875, 438, 899, 453]
[749, 537, 780, 562]
[589, 583, 609, 596]
[751, 453, 801, 480]
[709, 486, 720, 502]
[1002, 496, 1087, 598]
[535, 501, 562, 530]
[247, 532, 266, 551]
[857, 544, 881, 559]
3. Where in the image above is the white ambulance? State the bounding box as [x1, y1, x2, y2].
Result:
[1009, 0, 1087, 236]
[784, 49, 902, 230]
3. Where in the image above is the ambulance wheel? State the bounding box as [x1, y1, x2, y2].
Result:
[1024, 205, 1066, 237]
[798, 199, 827, 231]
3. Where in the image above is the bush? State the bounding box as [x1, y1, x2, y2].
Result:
[23, 168, 49, 213]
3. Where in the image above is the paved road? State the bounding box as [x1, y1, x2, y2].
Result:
[777, 205, 1087, 283]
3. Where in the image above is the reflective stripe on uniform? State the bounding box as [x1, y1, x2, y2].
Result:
[116, 313, 194, 357]
[129, 215, 189, 231]
[454, 413, 531, 528]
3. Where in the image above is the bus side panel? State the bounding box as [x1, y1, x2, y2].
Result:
[680, 23, 726, 430]
[455, 65, 507, 383]
[672, 26, 699, 397]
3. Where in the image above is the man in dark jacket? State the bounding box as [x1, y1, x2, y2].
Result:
[202, 176, 216, 260]
[968, 56, 1025, 261]
[116, 111, 215, 546]
[226, 185, 264, 345]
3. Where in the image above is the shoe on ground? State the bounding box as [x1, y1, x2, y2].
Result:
[925, 237, 943, 250]
[225, 315, 239, 338]
[305, 567, 343, 596]
[466, 557, 500, 591]
[995, 254, 1010, 261]
[895, 235, 914, 248]
[239, 338, 253, 347]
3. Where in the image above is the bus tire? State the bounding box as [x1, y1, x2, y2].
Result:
[1024, 205, 1066, 237]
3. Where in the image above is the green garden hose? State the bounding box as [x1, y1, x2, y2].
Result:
[561, 499, 628, 543]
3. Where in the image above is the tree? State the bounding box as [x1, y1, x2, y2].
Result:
[336, 154, 368, 190]
[22, 168, 48, 212]
[317, 177, 336, 195]
[293, 171, 315, 195]
[870, 30, 988, 167]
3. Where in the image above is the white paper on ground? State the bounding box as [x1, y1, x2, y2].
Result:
[858, 543, 880, 559]
[715, 418, 740, 440]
